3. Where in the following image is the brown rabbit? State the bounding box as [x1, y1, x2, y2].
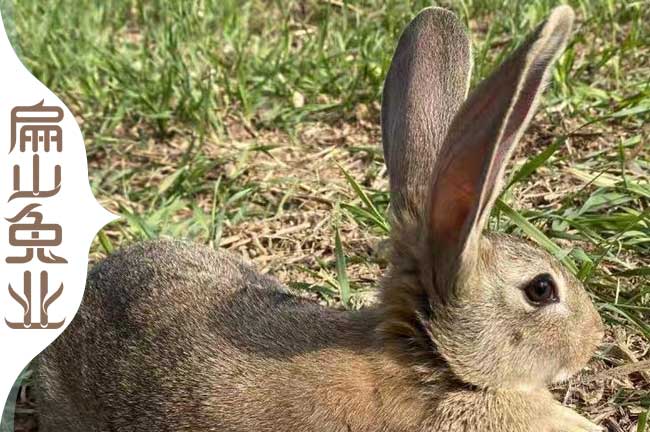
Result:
[36, 5, 604, 432]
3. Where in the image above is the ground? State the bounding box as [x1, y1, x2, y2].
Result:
[4, 0, 649, 431]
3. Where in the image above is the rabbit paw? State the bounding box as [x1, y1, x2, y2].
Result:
[544, 404, 603, 432]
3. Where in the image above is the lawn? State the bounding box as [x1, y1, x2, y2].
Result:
[4, 0, 649, 431]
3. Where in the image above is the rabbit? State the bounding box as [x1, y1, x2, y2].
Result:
[34, 5, 604, 432]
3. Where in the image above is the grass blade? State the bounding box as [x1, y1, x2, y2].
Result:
[506, 138, 562, 190]
[495, 199, 578, 274]
[638, 409, 648, 432]
[339, 165, 389, 234]
[334, 226, 351, 308]
[97, 230, 114, 254]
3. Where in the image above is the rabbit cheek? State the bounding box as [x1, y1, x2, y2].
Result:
[566, 316, 602, 375]
[559, 286, 603, 374]
[542, 310, 598, 383]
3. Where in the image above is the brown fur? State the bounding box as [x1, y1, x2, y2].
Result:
[36, 239, 601, 432]
[36, 6, 604, 432]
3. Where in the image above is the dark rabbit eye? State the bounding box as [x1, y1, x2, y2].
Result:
[523, 273, 558, 306]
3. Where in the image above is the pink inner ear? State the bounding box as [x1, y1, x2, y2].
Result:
[429, 147, 485, 248]
[428, 79, 506, 250]
[427, 46, 528, 265]
[430, 179, 471, 246]
[477, 58, 549, 222]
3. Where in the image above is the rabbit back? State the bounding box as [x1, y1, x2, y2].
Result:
[36, 240, 380, 432]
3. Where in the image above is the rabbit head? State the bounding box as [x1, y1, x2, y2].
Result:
[379, 6, 603, 391]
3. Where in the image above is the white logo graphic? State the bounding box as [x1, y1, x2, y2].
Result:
[0, 7, 117, 423]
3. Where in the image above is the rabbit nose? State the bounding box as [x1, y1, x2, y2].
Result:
[590, 308, 605, 342]
[595, 317, 605, 340]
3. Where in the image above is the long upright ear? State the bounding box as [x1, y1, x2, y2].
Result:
[382, 7, 472, 221]
[429, 6, 574, 297]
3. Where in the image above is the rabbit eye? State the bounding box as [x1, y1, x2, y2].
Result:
[523, 273, 558, 306]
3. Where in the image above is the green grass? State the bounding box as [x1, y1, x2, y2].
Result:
[7, 0, 648, 353]
[4, 0, 649, 428]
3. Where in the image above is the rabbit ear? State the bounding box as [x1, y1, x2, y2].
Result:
[381, 7, 472, 220]
[429, 6, 574, 296]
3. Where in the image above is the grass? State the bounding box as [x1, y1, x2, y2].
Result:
[3, 0, 648, 430]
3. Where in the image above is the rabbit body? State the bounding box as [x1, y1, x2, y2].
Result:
[36, 240, 382, 432]
[37, 240, 583, 432]
[36, 5, 605, 432]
